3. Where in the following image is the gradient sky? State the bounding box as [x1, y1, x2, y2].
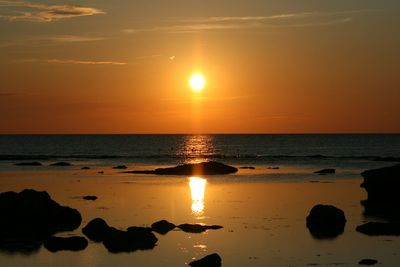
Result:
[0, 0, 399, 133]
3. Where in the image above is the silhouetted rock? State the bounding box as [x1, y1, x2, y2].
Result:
[358, 259, 378, 265]
[98, 171, 104, 174]
[0, 237, 42, 254]
[103, 227, 157, 253]
[178, 224, 223, 233]
[50, 162, 72, 166]
[306, 204, 346, 239]
[240, 166, 256, 170]
[82, 218, 111, 242]
[314, 169, 335, 175]
[14, 162, 42, 166]
[361, 164, 400, 201]
[127, 161, 238, 175]
[44, 236, 88, 252]
[189, 253, 222, 267]
[0, 189, 81, 253]
[356, 222, 400, 236]
[112, 165, 128, 169]
[373, 156, 400, 162]
[81, 166, 90, 170]
[151, 220, 176, 235]
[267, 166, 280, 170]
[83, 195, 98, 201]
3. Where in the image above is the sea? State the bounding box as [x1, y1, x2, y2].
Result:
[1, 134, 399, 180]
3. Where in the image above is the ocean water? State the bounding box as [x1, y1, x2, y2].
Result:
[0, 134, 399, 178]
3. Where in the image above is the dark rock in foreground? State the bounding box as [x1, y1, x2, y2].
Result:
[178, 224, 223, 233]
[112, 165, 128, 169]
[82, 218, 158, 253]
[314, 169, 336, 175]
[82, 218, 111, 242]
[0, 189, 82, 253]
[44, 236, 88, 252]
[14, 162, 42, 166]
[50, 162, 72, 167]
[103, 227, 157, 253]
[189, 253, 222, 267]
[126, 161, 238, 175]
[306, 204, 346, 239]
[359, 258, 378, 265]
[83, 195, 98, 201]
[356, 222, 400, 236]
[240, 166, 255, 170]
[151, 220, 176, 235]
[361, 164, 400, 201]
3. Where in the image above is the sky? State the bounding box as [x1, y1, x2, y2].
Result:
[0, 0, 399, 134]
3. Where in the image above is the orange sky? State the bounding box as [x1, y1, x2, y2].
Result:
[0, 1, 399, 133]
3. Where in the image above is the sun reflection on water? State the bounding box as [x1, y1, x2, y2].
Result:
[189, 177, 207, 216]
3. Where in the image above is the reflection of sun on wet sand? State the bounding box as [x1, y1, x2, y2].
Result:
[189, 177, 206, 216]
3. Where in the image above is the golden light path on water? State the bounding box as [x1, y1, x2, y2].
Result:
[188, 177, 207, 216]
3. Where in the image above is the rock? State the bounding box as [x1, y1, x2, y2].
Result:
[82, 218, 111, 242]
[0, 189, 81, 253]
[44, 236, 88, 252]
[83, 196, 98, 201]
[178, 224, 223, 233]
[240, 166, 256, 170]
[267, 166, 280, 170]
[358, 259, 378, 265]
[374, 156, 400, 162]
[81, 167, 90, 170]
[361, 164, 400, 201]
[356, 222, 400, 236]
[306, 204, 346, 239]
[127, 161, 238, 175]
[98, 171, 104, 174]
[50, 162, 72, 166]
[151, 220, 176, 235]
[112, 165, 128, 169]
[0, 237, 42, 254]
[103, 227, 157, 253]
[189, 253, 222, 267]
[14, 162, 42, 166]
[314, 169, 335, 175]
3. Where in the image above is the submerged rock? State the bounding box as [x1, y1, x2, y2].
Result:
[189, 253, 222, 267]
[112, 165, 128, 169]
[127, 161, 238, 175]
[358, 259, 378, 265]
[50, 162, 72, 166]
[82, 218, 111, 242]
[103, 227, 157, 253]
[306, 204, 346, 239]
[314, 169, 336, 175]
[81, 166, 90, 170]
[151, 220, 176, 235]
[0, 189, 81, 253]
[83, 195, 98, 201]
[44, 236, 88, 252]
[240, 166, 256, 170]
[14, 162, 42, 166]
[178, 224, 223, 233]
[356, 222, 400, 236]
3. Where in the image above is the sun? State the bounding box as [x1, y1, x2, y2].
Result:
[189, 73, 206, 92]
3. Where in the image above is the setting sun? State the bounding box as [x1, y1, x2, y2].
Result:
[189, 73, 206, 92]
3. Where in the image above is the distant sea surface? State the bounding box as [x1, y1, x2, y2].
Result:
[1, 134, 399, 174]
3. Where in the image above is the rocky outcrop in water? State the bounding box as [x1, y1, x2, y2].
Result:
[50, 162, 72, 166]
[14, 162, 42, 166]
[189, 253, 222, 267]
[44, 236, 88, 252]
[356, 222, 400, 236]
[178, 224, 223, 233]
[83, 195, 98, 201]
[306, 204, 346, 239]
[126, 161, 238, 175]
[358, 258, 378, 265]
[314, 169, 336, 175]
[151, 220, 176, 235]
[0, 189, 82, 253]
[112, 165, 128, 169]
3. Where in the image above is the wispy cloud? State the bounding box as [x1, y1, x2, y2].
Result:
[124, 9, 372, 34]
[16, 58, 127, 65]
[44, 35, 105, 43]
[0, 0, 105, 22]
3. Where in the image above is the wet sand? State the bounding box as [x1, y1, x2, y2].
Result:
[0, 170, 399, 266]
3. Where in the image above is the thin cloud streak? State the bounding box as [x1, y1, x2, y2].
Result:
[0, 0, 105, 22]
[124, 9, 373, 34]
[16, 59, 127, 65]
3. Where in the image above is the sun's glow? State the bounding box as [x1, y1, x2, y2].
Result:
[189, 73, 206, 92]
[189, 177, 207, 215]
